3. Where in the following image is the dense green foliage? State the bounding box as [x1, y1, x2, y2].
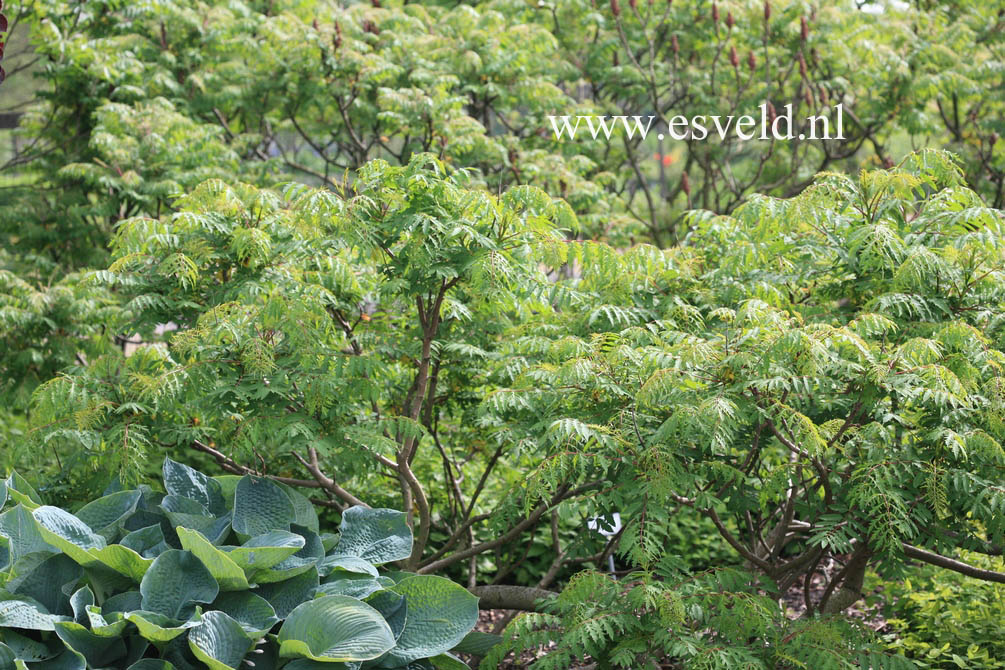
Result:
[0, 458, 482, 669]
[877, 552, 1005, 669]
[2, 0, 1005, 667]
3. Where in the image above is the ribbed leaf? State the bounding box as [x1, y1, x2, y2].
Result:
[189, 610, 255, 670]
[139, 549, 219, 619]
[277, 595, 395, 662]
[333, 507, 411, 565]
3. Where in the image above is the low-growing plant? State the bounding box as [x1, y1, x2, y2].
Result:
[486, 560, 915, 670]
[0, 458, 486, 670]
[875, 551, 1005, 669]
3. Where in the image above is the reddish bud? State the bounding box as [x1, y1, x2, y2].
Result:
[312, 18, 319, 30]
[611, 0, 620, 16]
[819, 86, 829, 105]
[800, 16, 808, 41]
[803, 87, 813, 107]
[991, 132, 999, 148]
[747, 50, 756, 71]
[726, 11, 734, 29]
[629, 0, 637, 10]
[333, 20, 342, 49]
[371, 0, 380, 6]
[766, 101, 777, 125]
[798, 52, 807, 78]
[712, 2, 719, 23]
[764, 0, 771, 21]
[672, 34, 679, 55]
[729, 46, 739, 68]
[613, 50, 619, 66]
[681, 172, 691, 196]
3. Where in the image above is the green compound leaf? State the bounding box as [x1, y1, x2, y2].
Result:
[380, 576, 479, 666]
[333, 507, 412, 565]
[189, 610, 255, 670]
[177, 528, 250, 591]
[139, 549, 219, 620]
[277, 595, 395, 663]
[232, 476, 293, 538]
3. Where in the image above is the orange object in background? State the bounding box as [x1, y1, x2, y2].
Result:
[652, 153, 675, 167]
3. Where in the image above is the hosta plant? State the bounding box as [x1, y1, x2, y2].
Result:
[0, 458, 483, 670]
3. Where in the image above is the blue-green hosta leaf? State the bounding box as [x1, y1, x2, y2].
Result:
[284, 661, 359, 670]
[0, 629, 55, 662]
[177, 528, 250, 591]
[0, 481, 7, 509]
[232, 476, 294, 538]
[0, 506, 55, 563]
[83, 605, 130, 636]
[321, 533, 339, 553]
[30, 506, 106, 566]
[248, 525, 323, 584]
[0, 643, 25, 670]
[0, 591, 69, 630]
[277, 595, 395, 663]
[0, 537, 8, 572]
[275, 483, 319, 534]
[316, 577, 384, 600]
[163, 458, 228, 516]
[163, 512, 232, 545]
[223, 531, 304, 573]
[120, 524, 171, 558]
[54, 621, 127, 667]
[74, 490, 142, 540]
[9, 553, 80, 615]
[33, 647, 85, 670]
[253, 568, 319, 620]
[333, 507, 411, 565]
[127, 661, 178, 670]
[449, 631, 502, 657]
[4, 473, 42, 509]
[212, 476, 241, 510]
[160, 495, 210, 517]
[379, 576, 479, 667]
[69, 586, 94, 625]
[430, 653, 469, 670]
[318, 555, 379, 578]
[211, 592, 279, 637]
[125, 610, 202, 643]
[89, 544, 154, 582]
[101, 590, 141, 614]
[189, 610, 255, 670]
[364, 590, 407, 642]
[139, 549, 219, 619]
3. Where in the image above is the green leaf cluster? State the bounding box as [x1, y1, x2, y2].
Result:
[0, 459, 482, 670]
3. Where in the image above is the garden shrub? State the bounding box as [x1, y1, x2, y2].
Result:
[876, 551, 1005, 669]
[0, 459, 483, 669]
